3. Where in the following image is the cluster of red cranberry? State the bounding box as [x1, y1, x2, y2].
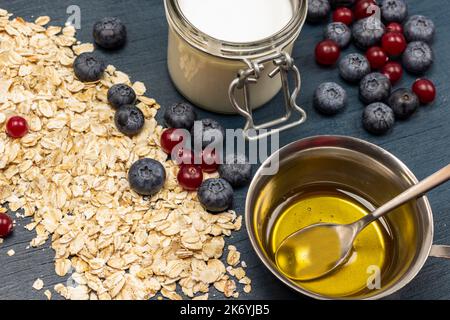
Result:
[314, 0, 436, 104]
[160, 128, 219, 191]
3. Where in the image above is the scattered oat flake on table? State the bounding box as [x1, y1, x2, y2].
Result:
[73, 43, 94, 55]
[192, 293, 209, 300]
[132, 81, 147, 96]
[227, 245, 241, 267]
[35, 16, 50, 26]
[7, 249, 15, 256]
[44, 290, 52, 300]
[0, 9, 249, 300]
[33, 278, 44, 291]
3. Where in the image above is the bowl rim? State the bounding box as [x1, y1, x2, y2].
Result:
[245, 135, 434, 300]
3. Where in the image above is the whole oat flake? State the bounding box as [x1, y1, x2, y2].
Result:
[0, 9, 250, 300]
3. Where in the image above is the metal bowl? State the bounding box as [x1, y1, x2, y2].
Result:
[246, 136, 434, 300]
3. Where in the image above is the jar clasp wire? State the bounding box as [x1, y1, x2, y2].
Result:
[228, 52, 307, 141]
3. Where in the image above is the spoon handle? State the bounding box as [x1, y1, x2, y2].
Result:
[357, 164, 450, 230]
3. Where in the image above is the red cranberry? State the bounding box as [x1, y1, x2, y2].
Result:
[315, 40, 341, 66]
[0, 213, 13, 238]
[201, 149, 220, 173]
[6, 116, 28, 138]
[386, 22, 403, 34]
[366, 46, 388, 69]
[381, 32, 407, 56]
[382, 62, 403, 84]
[333, 7, 354, 26]
[354, 0, 378, 20]
[172, 146, 195, 166]
[412, 79, 436, 104]
[160, 128, 186, 154]
[177, 165, 203, 191]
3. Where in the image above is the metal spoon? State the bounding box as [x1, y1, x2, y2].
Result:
[275, 164, 450, 281]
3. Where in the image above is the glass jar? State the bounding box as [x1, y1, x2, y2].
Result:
[164, 0, 308, 139]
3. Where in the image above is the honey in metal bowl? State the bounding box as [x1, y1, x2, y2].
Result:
[267, 183, 394, 298]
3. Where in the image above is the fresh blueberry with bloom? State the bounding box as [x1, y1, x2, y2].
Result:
[380, 0, 408, 23]
[352, 16, 385, 49]
[359, 72, 392, 104]
[128, 158, 166, 196]
[164, 102, 197, 130]
[191, 119, 224, 149]
[114, 105, 145, 136]
[198, 178, 234, 213]
[219, 154, 252, 188]
[363, 102, 395, 135]
[73, 52, 106, 82]
[402, 41, 434, 74]
[339, 53, 371, 83]
[388, 88, 420, 120]
[307, 0, 331, 23]
[313, 82, 347, 115]
[324, 22, 352, 48]
[107, 84, 136, 109]
[93, 17, 127, 49]
[404, 15, 435, 43]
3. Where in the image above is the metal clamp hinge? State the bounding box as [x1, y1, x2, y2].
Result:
[228, 52, 307, 141]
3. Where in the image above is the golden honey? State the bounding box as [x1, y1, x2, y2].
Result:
[266, 184, 394, 298]
[275, 224, 344, 281]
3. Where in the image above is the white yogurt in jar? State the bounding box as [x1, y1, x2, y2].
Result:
[177, 0, 294, 42]
[165, 0, 305, 114]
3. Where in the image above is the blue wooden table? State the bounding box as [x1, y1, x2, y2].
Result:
[0, 0, 449, 300]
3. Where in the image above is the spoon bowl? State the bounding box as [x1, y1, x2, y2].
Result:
[275, 223, 357, 281]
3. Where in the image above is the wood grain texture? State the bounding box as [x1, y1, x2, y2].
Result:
[0, 0, 449, 300]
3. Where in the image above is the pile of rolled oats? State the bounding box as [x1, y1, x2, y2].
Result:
[0, 9, 250, 300]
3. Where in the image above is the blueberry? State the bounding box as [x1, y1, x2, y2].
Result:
[404, 15, 435, 43]
[307, 0, 331, 23]
[93, 17, 127, 49]
[219, 154, 252, 188]
[329, 0, 356, 8]
[128, 158, 166, 196]
[402, 41, 433, 74]
[73, 52, 106, 82]
[352, 16, 385, 49]
[359, 73, 391, 104]
[191, 119, 225, 149]
[388, 88, 420, 120]
[164, 102, 197, 130]
[339, 53, 371, 83]
[114, 105, 145, 136]
[313, 82, 347, 115]
[380, 0, 408, 23]
[198, 178, 234, 213]
[363, 102, 395, 135]
[107, 84, 136, 109]
[324, 22, 352, 48]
